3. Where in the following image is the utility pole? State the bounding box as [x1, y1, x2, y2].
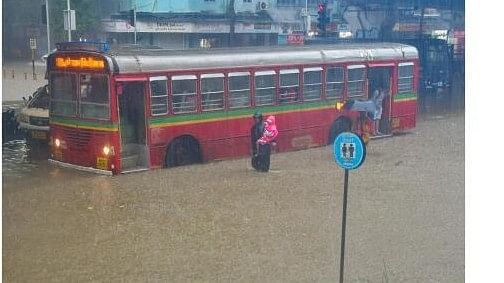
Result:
[45, 0, 51, 53]
[228, 0, 236, 47]
[67, 0, 72, 41]
[134, 1, 137, 44]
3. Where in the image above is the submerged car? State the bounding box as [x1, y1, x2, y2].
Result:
[16, 85, 49, 144]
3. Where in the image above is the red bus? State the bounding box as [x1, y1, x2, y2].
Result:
[47, 42, 418, 175]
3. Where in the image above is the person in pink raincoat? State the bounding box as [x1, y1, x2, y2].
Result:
[256, 115, 278, 172]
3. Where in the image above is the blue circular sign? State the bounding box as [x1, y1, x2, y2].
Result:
[333, 132, 366, 170]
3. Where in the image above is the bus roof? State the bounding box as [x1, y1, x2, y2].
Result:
[104, 42, 418, 74]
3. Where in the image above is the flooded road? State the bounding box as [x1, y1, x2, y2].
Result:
[2, 112, 464, 282]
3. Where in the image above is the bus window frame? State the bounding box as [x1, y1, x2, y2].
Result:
[347, 64, 367, 99]
[149, 76, 169, 116]
[78, 72, 111, 121]
[326, 65, 345, 100]
[50, 71, 79, 118]
[228, 71, 251, 109]
[303, 67, 323, 102]
[398, 62, 415, 94]
[50, 71, 111, 121]
[253, 70, 276, 107]
[200, 73, 225, 112]
[279, 68, 300, 104]
[171, 74, 198, 115]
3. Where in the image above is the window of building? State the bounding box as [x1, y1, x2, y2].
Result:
[228, 72, 251, 109]
[303, 67, 322, 101]
[279, 69, 299, 103]
[398, 63, 414, 93]
[201, 73, 224, 111]
[254, 71, 276, 106]
[347, 65, 366, 98]
[277, 0, 317, 6]
[326, 66, 344, 99]
[243, 0, 252, 3]
[172, 75, 197, 114]
[50, 73, 77, 117]
[149, 76, 168, 116]
[79, 74, 109, 119]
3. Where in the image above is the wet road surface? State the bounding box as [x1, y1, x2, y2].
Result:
[3, 112, 464, 282]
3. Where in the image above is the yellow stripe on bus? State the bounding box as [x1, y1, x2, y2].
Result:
[50, 122, 119, 132]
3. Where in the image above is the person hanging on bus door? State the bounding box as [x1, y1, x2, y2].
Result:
[250, 111, 264, 170]
[372, 86, 388, 135]
[256, 115, 278, 172]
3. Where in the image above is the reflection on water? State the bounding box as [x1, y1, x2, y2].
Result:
[2, 139, 50, 178]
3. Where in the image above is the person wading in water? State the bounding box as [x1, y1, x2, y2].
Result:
[250, 112, 264, 170]
[255, 115, 278, 172]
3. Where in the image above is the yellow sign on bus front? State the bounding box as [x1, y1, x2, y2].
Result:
[96, 157, 108, 170]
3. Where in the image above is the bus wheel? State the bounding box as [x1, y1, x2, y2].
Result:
[328, 118, 351, 145]
[165, 136, 202, 167]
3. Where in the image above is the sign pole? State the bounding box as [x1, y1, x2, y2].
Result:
[339, 168, 349, 283]
[29, 38, 37, 79]
[333, 132, 366, 283]
[31, 49, 35, 78]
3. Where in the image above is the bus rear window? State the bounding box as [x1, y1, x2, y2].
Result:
[80, 74, 109, 119]
[50, 73, 77, 117]
[398, 63, 414, 93]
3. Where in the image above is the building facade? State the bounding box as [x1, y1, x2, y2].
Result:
[103, 0, 283, 49]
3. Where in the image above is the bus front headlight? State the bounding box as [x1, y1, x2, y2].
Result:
[103, 145, 114, 156]
[55, 138, 61, 148]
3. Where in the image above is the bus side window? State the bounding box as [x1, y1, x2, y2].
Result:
[326, 66, 344, 99]
[201, 73, 224, 111]
[279, 69, 299, 104]
[347, 65, 366, 99]
[254, 71, 275, 106]
[228, 72, 250, 109]
[303, 67, 323, 101]
[172, 75, 197, 114]
[149, 76, 168, 116]
[398, 63, 414, 93]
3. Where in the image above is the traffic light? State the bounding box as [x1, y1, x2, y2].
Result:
[317, 3, 328, 35]
[129, 9, 135, 27]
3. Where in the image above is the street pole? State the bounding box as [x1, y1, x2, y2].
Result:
[67, 0, 72, 41]
[305, 0, 308, 34]
[31, 49, 36, 79]
[45, 0, 51, 53]
[134, 1, 137, 44]
[339, 169, 349, 283]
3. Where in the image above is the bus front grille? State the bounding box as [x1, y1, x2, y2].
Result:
[63, 128, 92, 150]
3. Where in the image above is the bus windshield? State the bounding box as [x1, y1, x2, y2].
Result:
[50, 72, 109, 119]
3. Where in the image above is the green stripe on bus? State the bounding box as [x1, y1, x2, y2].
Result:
[394, 92, 417, 102]
[50, 117, 119, 131]
[149, 100, 337, 128]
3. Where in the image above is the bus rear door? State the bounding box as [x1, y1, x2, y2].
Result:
[368, 64, 394, 135]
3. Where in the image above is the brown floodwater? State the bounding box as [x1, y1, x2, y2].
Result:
[3, 112, 464, 282]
